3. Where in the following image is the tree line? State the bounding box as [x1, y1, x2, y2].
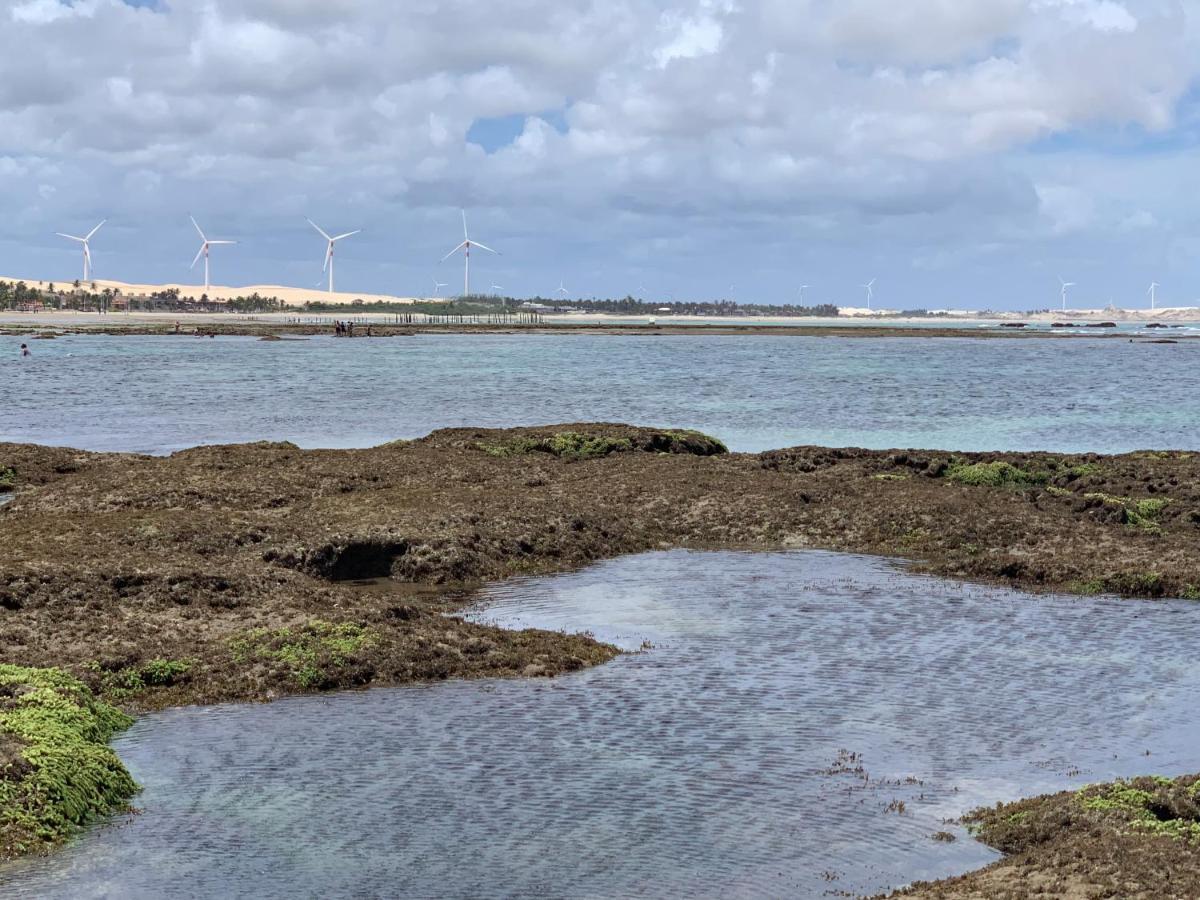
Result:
[0, 280, 285, 313]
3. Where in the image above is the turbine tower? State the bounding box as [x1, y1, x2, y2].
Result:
[307, 218, 361, 294]
[1059, 277, 1075, 312]
[189, 216, 236, 293]
[441, 210, 498, 298]
[799, 284, 810, 302]
[56, 220, 106, 282]
[1148, 281, 1160, 310]
[862, 278, 876, 310]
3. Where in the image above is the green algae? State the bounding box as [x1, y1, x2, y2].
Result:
[1077, 778, 1200, 843]
[1084, 492, 1171, 531]
[945, 460, 1049, 488]
[544, 432, 634, 460]
[0, 467, 15, 491]
[86, 659, 193, 701]
[229, 620, 378, 689]
[0, 665, 137, 859]
[475, 428, 726, 461]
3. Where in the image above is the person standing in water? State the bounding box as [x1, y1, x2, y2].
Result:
[20, 344, 31, 357]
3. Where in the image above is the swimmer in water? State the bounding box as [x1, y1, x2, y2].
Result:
[20, 343, 30, 357]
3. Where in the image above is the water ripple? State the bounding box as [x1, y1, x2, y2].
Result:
[2, 551, 1197, 898]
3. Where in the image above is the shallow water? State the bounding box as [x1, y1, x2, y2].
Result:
[3, 333, 1198, 453]
[3, 550, 1197, 899]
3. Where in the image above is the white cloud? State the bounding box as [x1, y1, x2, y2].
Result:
[0, 0, 1197, 306]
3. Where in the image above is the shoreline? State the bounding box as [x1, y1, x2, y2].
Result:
[2, 425, 1198, 892]
[4, 317, 1200, 340]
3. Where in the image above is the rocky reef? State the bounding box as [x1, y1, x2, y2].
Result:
[2, 424, 1199, 872]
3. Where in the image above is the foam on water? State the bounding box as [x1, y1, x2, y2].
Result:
[2, 551, 1197, 898]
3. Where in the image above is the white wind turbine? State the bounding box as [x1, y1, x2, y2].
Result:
[1059, 277, 1075, 312]
[56, 220, 106, 282]
[1148, 281, 1160, 310]
[491, 283, 504, 295]
[433, 278, 448, 298]
[862, 278, 876, 310]
[440, 210, 498, 298]
[189, 216, 236, 293]
[307, 218, 361, 294]
[556, 280, 570, 298]
[799, 284, 810, 302]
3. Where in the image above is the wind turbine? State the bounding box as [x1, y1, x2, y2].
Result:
[556, 280, 570, 298]
[1148, 281, 1160, 310]
[189, 217, 236, 293]
[1059, 277, 1075, 312]
[799, 284, 810, 302]
[862, 278, 876, 310]
[490, 283, 504, 295]
[56, 220, 106, 281]
[433, 279, 448, 298]
[307, 218, 361, 294]
[440, 210, 498, 298]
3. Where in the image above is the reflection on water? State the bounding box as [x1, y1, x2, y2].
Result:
[2, 551, 1197, 899]
[2, 333, 1198, 453]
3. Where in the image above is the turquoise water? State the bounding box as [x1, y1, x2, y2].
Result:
[2, 551, 1198, 898]
[3, 333, 1197, 453]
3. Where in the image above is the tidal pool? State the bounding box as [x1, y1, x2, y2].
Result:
[2, 550, 1197, 898]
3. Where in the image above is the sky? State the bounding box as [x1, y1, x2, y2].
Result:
[1, 0, 1199, 310]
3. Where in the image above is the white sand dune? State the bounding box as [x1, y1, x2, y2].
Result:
[0, 276, 432, 307]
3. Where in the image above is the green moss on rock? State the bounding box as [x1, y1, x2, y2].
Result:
[475, 428, 727, 461]
[945, 460, 1049, 488]
[229, 620, 378, 689]
[0, 665, 137, 859]
[1084, 492, 1171, 531]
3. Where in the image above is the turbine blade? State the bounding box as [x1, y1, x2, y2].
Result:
[472, 241, 499, 255]
[208, 240, 237, 245]
[307, 218, 331, 241]
[190, 216, 206, 241]
[190, 245, 205, 269]
[323, 246, 332, 273]
[441, 242, 468, 262]
[462, 209, 468, 240]
[86, 220, 106, 240]
[332, 230, 361, 242]
[56, 233, 85, 242]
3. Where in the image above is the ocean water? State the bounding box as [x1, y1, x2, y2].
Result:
[2, 551, 1197, 899]
[2, 332, 1197, 453]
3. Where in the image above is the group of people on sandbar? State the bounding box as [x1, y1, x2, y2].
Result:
[333, 321, 371, 337]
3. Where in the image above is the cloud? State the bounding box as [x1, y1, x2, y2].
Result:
[0, 0, 1197, 307]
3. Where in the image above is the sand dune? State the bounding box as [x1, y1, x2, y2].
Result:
[0, 276, 434, 307]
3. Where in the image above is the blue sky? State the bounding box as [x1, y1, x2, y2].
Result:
[2, 0, 1199, 309]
